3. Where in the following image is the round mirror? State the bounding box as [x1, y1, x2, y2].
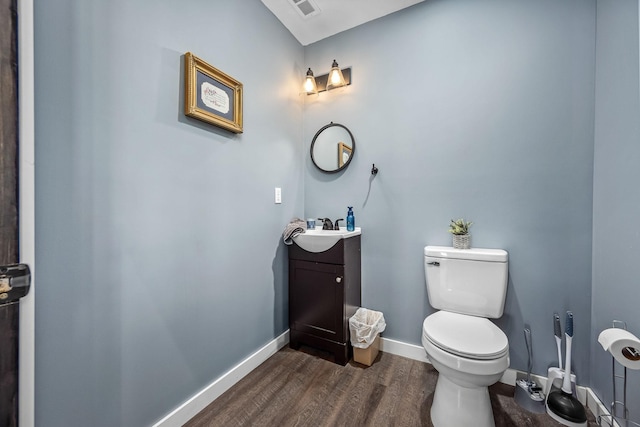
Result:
[310, 122, 355, 173]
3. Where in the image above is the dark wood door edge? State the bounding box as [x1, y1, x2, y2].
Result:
[0, 0, 21, 425]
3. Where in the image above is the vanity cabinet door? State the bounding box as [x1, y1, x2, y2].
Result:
[289, 260, 345, 342]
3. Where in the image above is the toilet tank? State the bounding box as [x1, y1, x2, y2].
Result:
[424, 246, 508, 318]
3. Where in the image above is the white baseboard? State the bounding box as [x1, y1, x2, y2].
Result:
[379, 337, 430, 364]
[152, 330, 289, 427]
[153, 331, 613, 427]
[586, 387, 617, 426]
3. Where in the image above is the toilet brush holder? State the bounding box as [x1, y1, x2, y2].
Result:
[514, 372, 546, 413]
[515, 327, 546, 413]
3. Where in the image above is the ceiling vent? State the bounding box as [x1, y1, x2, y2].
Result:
[288, 0, 320, 19]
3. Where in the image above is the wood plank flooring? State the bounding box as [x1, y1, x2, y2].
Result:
[186, 346, 598, 427]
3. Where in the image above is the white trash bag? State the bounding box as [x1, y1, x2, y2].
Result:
[349, 308, 386, 349]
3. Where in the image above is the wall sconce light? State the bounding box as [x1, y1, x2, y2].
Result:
[304, 59, 351, 95]
[304, 68, 319, 95]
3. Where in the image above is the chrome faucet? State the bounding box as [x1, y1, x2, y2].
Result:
[334, 219, 344, 230]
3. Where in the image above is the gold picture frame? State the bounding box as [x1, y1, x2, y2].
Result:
[184, 52, 243, 133]
[338, 142, 353, 167]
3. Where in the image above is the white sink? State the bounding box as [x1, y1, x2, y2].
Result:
[292, 227, 361, 253]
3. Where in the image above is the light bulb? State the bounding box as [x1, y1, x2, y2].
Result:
[330, 71, 342, 85]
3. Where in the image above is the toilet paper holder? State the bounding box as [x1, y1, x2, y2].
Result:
[597, 320, 640, 427]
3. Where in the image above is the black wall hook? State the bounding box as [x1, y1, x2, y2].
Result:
[371, 164, 379, 175]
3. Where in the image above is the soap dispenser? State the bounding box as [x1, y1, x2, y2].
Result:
[346, 207, 355, 231]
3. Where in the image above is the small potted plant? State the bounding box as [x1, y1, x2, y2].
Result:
[448, 218, 472, 249]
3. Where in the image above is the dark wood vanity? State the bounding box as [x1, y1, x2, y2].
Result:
[288, 236, 361, 365]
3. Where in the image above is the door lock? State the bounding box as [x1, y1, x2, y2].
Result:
[0, 264, 31, 305]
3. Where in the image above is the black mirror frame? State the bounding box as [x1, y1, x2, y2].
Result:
[310, 122, 356, 173]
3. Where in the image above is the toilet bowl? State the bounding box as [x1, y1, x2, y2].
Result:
[422, 311, 509, 427]
[423, 246, 509, 427]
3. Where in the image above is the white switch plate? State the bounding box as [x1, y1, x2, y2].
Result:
[274, 187, 282, 204]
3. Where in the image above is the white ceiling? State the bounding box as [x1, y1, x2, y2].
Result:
[260, 0, 425, 46]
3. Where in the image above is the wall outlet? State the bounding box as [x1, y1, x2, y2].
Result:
[274, 187, 282, 204]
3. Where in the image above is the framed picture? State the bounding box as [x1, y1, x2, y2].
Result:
[338, 142, 352, 167]
[184, 52, 243, 133]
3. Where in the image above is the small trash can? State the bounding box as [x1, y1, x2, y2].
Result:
[349, 308, 386, 366]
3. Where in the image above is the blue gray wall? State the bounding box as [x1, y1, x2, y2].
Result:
[592, 0, 640, 412]
[34, 1, 303, 426]
[303, 0, 596, 380]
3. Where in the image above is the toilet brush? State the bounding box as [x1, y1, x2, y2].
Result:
[546, 311, 587, 426]
[514, 328, 545, 412]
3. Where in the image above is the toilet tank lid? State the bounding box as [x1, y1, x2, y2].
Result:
[424, 246, 508, 262]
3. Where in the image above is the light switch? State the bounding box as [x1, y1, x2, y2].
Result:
[275, 187, 282, 204]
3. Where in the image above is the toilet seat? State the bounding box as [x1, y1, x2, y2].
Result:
[423, 311, 508, 360]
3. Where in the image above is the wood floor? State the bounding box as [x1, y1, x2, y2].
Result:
[186, 346, 598, 427]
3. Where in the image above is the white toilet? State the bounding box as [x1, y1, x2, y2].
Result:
[422, 246, 509, 427]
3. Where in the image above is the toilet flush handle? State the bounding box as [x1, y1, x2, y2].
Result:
[427, 261, 440, 266]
